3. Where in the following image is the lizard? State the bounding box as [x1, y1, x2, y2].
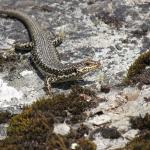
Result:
[0, 9, 101, 93]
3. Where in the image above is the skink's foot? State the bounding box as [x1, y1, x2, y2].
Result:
[45, 78, 53, 96]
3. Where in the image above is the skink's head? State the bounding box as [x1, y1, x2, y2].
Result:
[51, 59, 101, 83]
[76, 59, 101, 76]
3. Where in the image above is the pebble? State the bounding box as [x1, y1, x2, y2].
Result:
[121, 87, 140, 101]
[53, 123, 70, 135]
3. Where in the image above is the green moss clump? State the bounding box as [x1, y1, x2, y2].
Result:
[0, 111, 12, 124]
[124, 50, 150, 84]
[0, 86, 96, 149]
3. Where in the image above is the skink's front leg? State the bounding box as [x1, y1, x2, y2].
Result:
[46, 77, 52, 95]
[14, 42, 34, 52]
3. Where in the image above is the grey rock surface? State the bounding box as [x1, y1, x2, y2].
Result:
[0, 0, 150, 149]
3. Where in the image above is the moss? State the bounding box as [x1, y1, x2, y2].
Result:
[117, 114, 150, 150]
[130, 113, 150, 130]
[0, 86, 96, 149]
[76, 124, 90, 139]
[124, 50, 150, 84]
[117, 131, 150, 150]
[32, 85, 96, 124]
[0, 111, 12, 124]
[47, 134, 68, 150]
[77, 139, 97, 150]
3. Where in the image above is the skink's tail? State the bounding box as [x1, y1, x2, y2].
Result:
[0, 8, 40, 38]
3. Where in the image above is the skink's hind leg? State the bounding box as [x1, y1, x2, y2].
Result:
[14, 42, 33, 52]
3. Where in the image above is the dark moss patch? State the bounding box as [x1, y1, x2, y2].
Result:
[117, 131, 150, 150]
[0, 86, 97, 149]
[33, 86, 96, 124]
[75, 124, 90, 139]
[0, 111, 12, 124]
[130, 113, 150, 130]
[118, 114, 150, 150]
[124, 50, 150, 85]
[135, 68, 150, 88]
[77, 139, 96, 150]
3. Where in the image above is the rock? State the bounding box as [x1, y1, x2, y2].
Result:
[0, 124, 8, 140]
[88, 115, 111, 126]
[121, 87, 140, 101]
[115, 43, 122, 50]
[53, 123, 70, 136]
[0, 0, 150, 149]
[123, 129, 139, 140]
[71, 143, 79, 150]
[109, 46, 116, 51]
[100, 127, 121, 139]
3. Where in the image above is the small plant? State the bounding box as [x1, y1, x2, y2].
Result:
[124, 50, 150, 84]
[0, 86, 97, 149]
[0, 111, 12, 124]
[117, 113, 150, 150]
[130, 113, 150, 130]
